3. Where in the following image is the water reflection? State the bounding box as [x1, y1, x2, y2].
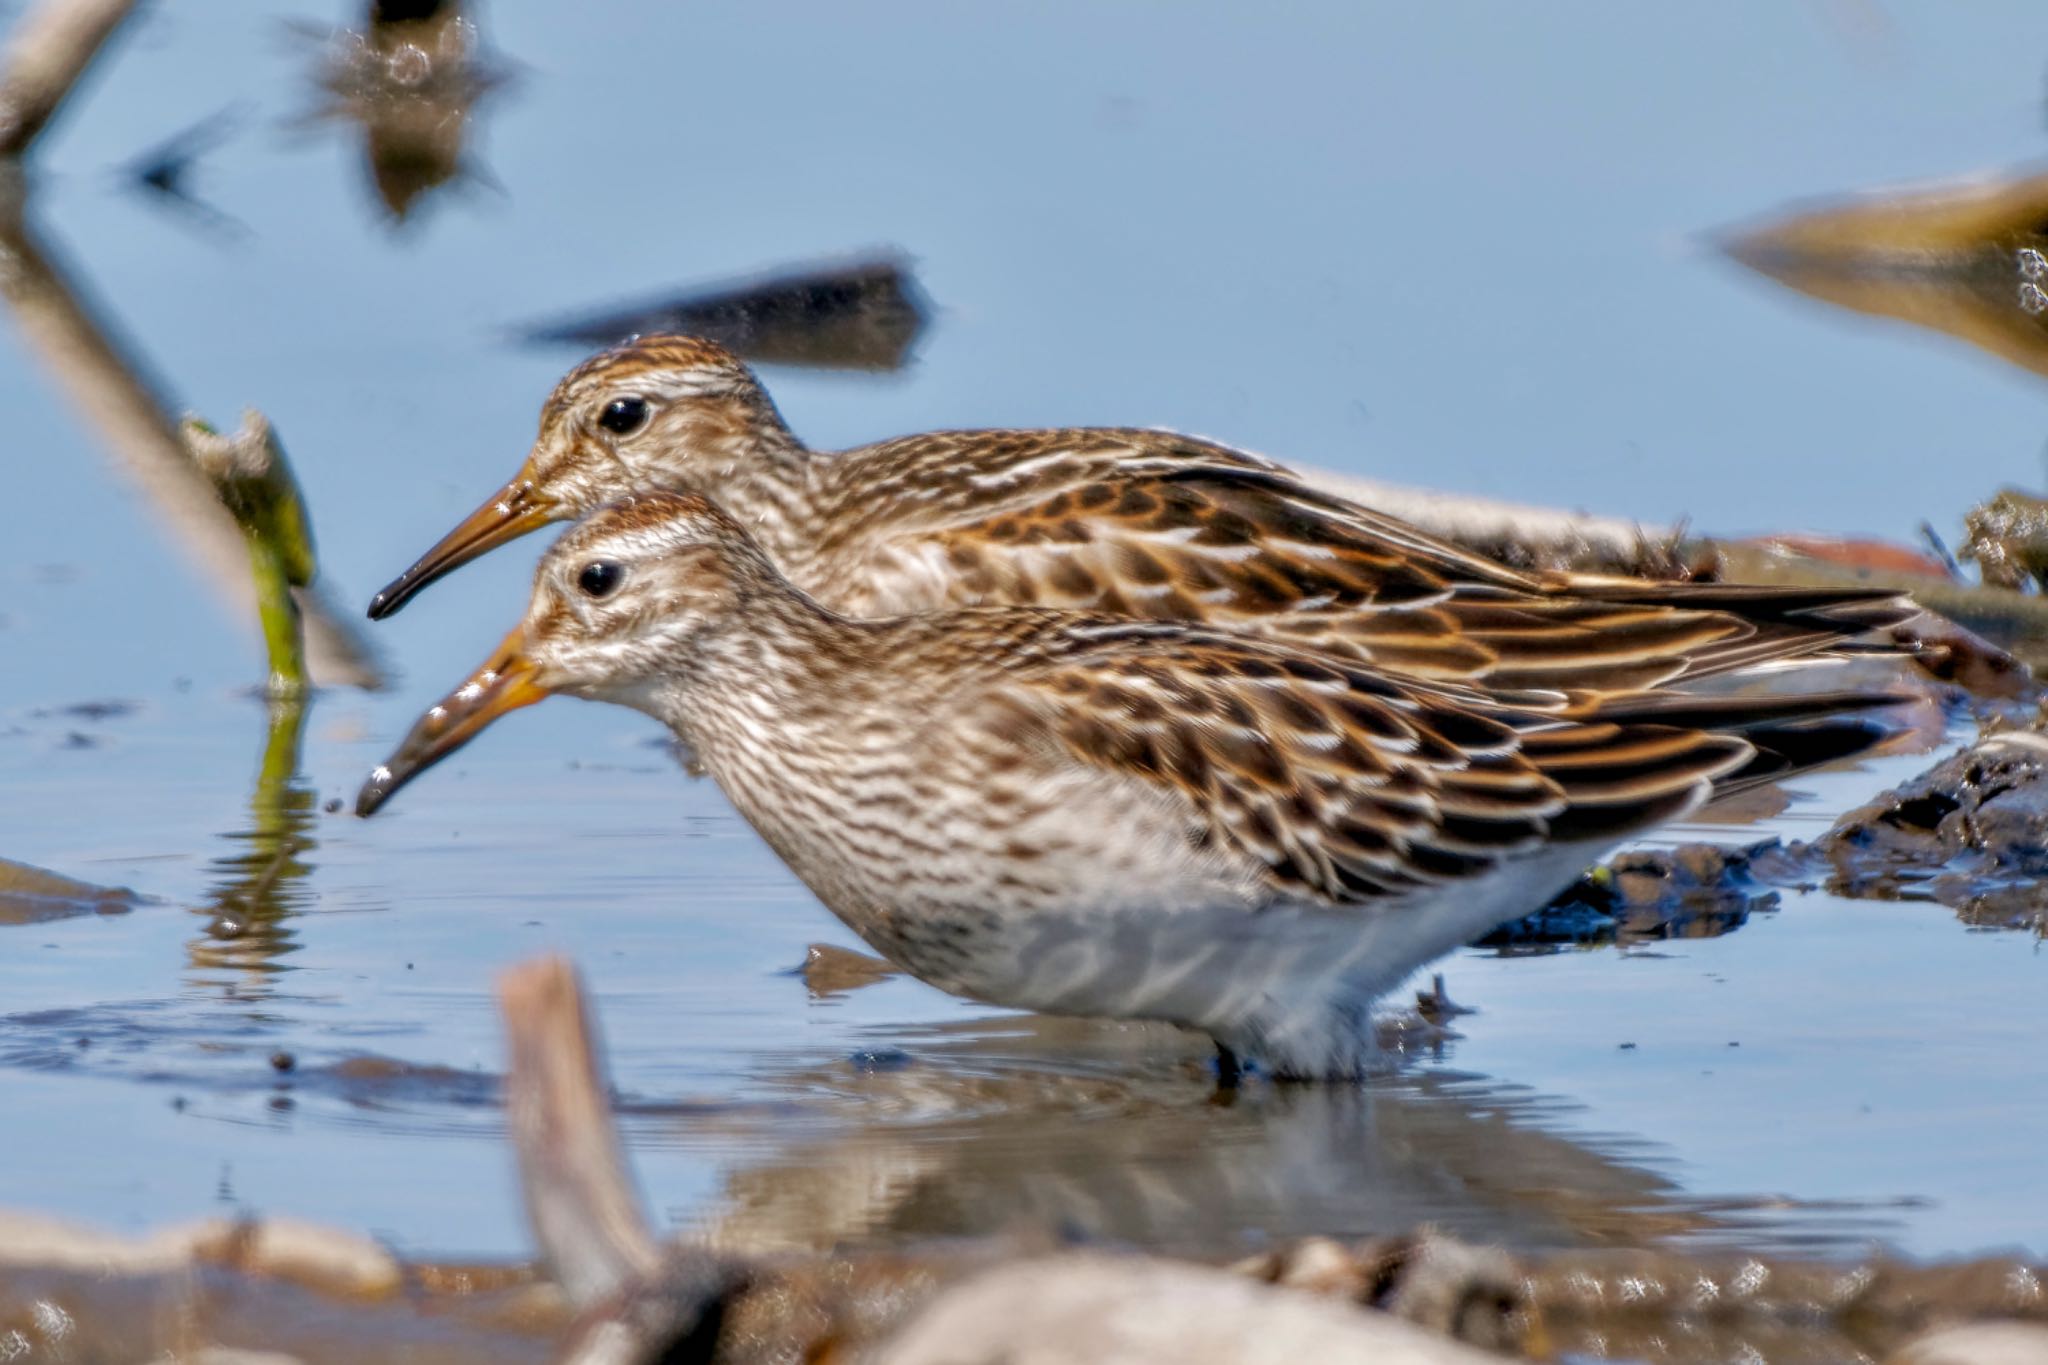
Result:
[2, 60, 372, 990]
[187, 693, 317, 991]
[656, 1015, 1908, 1261]
[0, 987, 1911, 1261]
[290, 0, 512, 225]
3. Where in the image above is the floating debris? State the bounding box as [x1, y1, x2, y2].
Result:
[796, 941, 900, 998]
[1724, 166, 2048, 385]
[515, 254, 931, 371]
[290, 0, 513, 224]
[0, 857, 138, 926]
[31, 698, 139, 721]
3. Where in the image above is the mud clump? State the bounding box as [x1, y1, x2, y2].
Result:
[1800, 730, 2048, 931]
[1481, 842, 1791, 949]
[1962, 487, 2048, 592]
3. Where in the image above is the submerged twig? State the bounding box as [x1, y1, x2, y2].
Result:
[0, 0, 139, 158]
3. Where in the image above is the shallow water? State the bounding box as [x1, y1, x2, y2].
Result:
[4, 1, 2048, 1275]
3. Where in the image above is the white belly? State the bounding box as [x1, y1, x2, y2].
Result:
[929, 840, 1612, 1078]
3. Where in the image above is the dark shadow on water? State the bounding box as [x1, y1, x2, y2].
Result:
[118, 103, 250, 240]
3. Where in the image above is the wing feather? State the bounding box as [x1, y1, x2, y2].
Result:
[826, 428, 1912, 699]
[991, 624, 1780, 906]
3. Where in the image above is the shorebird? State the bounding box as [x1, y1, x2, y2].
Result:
[357, 494, 1907, 1079]
[367, 335, 1910, 699]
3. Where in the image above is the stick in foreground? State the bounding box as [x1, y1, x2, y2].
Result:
[496, 954, 663, 1307]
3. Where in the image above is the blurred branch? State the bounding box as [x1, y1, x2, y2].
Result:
[0, 173, 385, 689]
[498, 956, 665, 1307]
[0, 0, 138, 157]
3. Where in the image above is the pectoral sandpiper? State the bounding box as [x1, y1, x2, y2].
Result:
[366, 335, 1912, 699]
[357, 493, 1905, 1079]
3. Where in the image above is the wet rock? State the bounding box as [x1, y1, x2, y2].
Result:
[1803, 731, 2048, 928]
[1964, 489, 2048, 592]
[1480, 841, 1786, 949]
[868, 1252, 1509, 1364]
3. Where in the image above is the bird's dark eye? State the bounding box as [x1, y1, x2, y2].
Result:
[577, 560, 625, 599]
[598, 396, 650, 436]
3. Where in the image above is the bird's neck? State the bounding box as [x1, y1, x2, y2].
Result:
[672, 403, 827, 569]
[638, 580, 883, 757]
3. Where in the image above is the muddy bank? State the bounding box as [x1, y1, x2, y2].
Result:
[5, 1208, 2044, 1365]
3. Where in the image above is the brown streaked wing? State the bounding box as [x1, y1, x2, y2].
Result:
[825, 433, 1910, 691]
[990, 626, 1756, 907]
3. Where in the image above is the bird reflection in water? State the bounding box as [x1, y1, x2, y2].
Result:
[666, 1012, 1910, 1262]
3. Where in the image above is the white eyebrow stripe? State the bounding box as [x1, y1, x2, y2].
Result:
[642, 368, 735, 399]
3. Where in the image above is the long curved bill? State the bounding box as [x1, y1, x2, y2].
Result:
[356, 626, 550, 816]
[366, 474, 557, 620]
